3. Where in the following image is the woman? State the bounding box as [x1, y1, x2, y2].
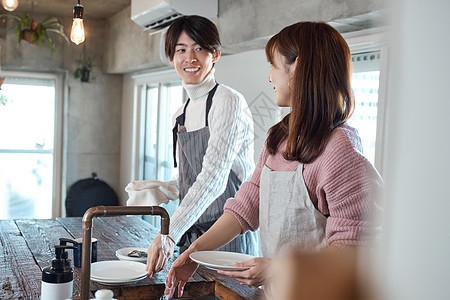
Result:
[145, 15, 259, 277]
[163, 21, 383, 298]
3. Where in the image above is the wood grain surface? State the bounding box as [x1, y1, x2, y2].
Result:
[1, 216, 263, 300]
[0, 220, 42, 299]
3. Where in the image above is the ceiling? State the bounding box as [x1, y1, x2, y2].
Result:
[6, 0, 131, 19]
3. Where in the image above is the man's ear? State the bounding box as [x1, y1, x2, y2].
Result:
[212, 50, 221, 63]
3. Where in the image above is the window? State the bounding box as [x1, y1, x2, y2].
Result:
[133, 70, 184, 227]
[0, 72, 63, 219]
[348, 51, 381, 165]
[140, 82, 183, 181]
[345, 29, 389, 175]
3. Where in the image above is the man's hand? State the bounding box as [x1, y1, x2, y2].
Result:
[146, 233, 175, 277]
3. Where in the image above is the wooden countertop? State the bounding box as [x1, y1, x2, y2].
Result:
[0, 216, 263, 300]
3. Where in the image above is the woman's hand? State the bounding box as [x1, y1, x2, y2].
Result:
[164, 248, 199, 299]
[217, 257, 273, 288]
[146, 234, 175, 277]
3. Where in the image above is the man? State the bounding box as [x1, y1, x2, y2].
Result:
[145, 15, 259, 277]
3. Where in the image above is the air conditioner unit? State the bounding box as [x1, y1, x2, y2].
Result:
[131, 0, 218, 30]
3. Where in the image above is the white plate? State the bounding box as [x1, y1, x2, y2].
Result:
[115, 247, 147, 262]
[91, 272, 146, 282]
[91, 275, 147, 285]
[91, 261, 147, 281]
[91, 274, 147, 285]
[189, 251, 255, 271]
[91, 273, 147, 282]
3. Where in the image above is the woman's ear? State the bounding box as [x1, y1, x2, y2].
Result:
[212, 50, 222, 63]
[289, 56, 299, 76]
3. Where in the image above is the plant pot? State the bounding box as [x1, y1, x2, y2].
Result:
[21, 30, 38, 45]
[80, 70, 90, 82]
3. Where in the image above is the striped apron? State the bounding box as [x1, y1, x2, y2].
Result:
[172, 84, 258, 255]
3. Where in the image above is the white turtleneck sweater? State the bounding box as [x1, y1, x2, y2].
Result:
[169, 69, 255, 243]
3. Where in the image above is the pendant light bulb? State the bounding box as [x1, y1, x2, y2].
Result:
[70, 2, 85, 45]
[2, 0, 19, 11]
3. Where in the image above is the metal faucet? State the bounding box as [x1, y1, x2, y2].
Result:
[79, 206, 170, 300]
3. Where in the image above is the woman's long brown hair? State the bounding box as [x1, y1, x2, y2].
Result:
[265, 22, 354, 163]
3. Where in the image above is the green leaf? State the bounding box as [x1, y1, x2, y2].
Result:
[3, 12, 69, 53]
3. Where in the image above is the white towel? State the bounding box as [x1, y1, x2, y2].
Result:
[125, 180, 179, 206]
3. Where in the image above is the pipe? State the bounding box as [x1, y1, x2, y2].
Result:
[79, 206, 170, 300]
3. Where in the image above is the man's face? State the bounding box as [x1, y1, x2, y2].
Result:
[170, 31, 220, 84]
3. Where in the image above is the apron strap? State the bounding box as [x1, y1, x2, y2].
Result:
[172, 83, 219, 168]
[205, 83, 218, 126]
[172, 99, 190, 168]
[177, 98, 191, 127]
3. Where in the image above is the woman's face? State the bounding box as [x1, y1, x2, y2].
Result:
[268, 50, 296, 107]
[170, 31, 221, 85]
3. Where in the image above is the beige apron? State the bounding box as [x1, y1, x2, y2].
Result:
[259, 163, 327, 258]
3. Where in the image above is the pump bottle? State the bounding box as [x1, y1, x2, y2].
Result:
[41, 244, 76, 300]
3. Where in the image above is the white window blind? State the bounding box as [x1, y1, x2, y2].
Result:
[348, 50, 381, 165]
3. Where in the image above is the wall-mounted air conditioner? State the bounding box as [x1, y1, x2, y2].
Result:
[131, 0, 218, 30]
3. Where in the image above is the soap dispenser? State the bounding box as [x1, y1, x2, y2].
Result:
[41, 244, 76, 300]
[59, 238, 77, 269]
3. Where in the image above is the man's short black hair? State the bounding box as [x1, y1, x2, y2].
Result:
[165, 15, 222, 61]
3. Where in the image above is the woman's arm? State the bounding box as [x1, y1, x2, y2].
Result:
[189, 213, 271, 289]
[190, 212, 243, 251]
[164, 212, 243, 298]
[306, 127, 383, 247]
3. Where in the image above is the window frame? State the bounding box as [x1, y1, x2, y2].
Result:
[131, 69, 184, 180]
[0, 70, 65, 218]
[344, 27, 390, 176]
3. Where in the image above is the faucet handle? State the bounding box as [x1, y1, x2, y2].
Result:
[60, 237, 77, 245]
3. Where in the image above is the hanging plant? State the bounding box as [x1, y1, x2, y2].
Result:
[73, 52, 94, 82]
[0, 12, 69, 53]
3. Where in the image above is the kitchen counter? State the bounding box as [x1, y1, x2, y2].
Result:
[0, 215, 263, 299]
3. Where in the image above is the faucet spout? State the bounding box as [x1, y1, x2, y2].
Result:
[151, 206, 170, 235]
[79, 206, 170, 300]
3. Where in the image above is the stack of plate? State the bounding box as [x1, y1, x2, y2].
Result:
[90, 260, 147, 285]
[115, 247, 148, 262]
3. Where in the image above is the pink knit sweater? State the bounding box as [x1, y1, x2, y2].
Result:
[224, 124, 383, 247]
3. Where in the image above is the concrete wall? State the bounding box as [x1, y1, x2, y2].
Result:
[104, 0, 387, 73]
[103, 6, 167, 74]
[63, 19, 123, 205]
[218, 0, 384, 52]
[0, 15, 123, 213]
